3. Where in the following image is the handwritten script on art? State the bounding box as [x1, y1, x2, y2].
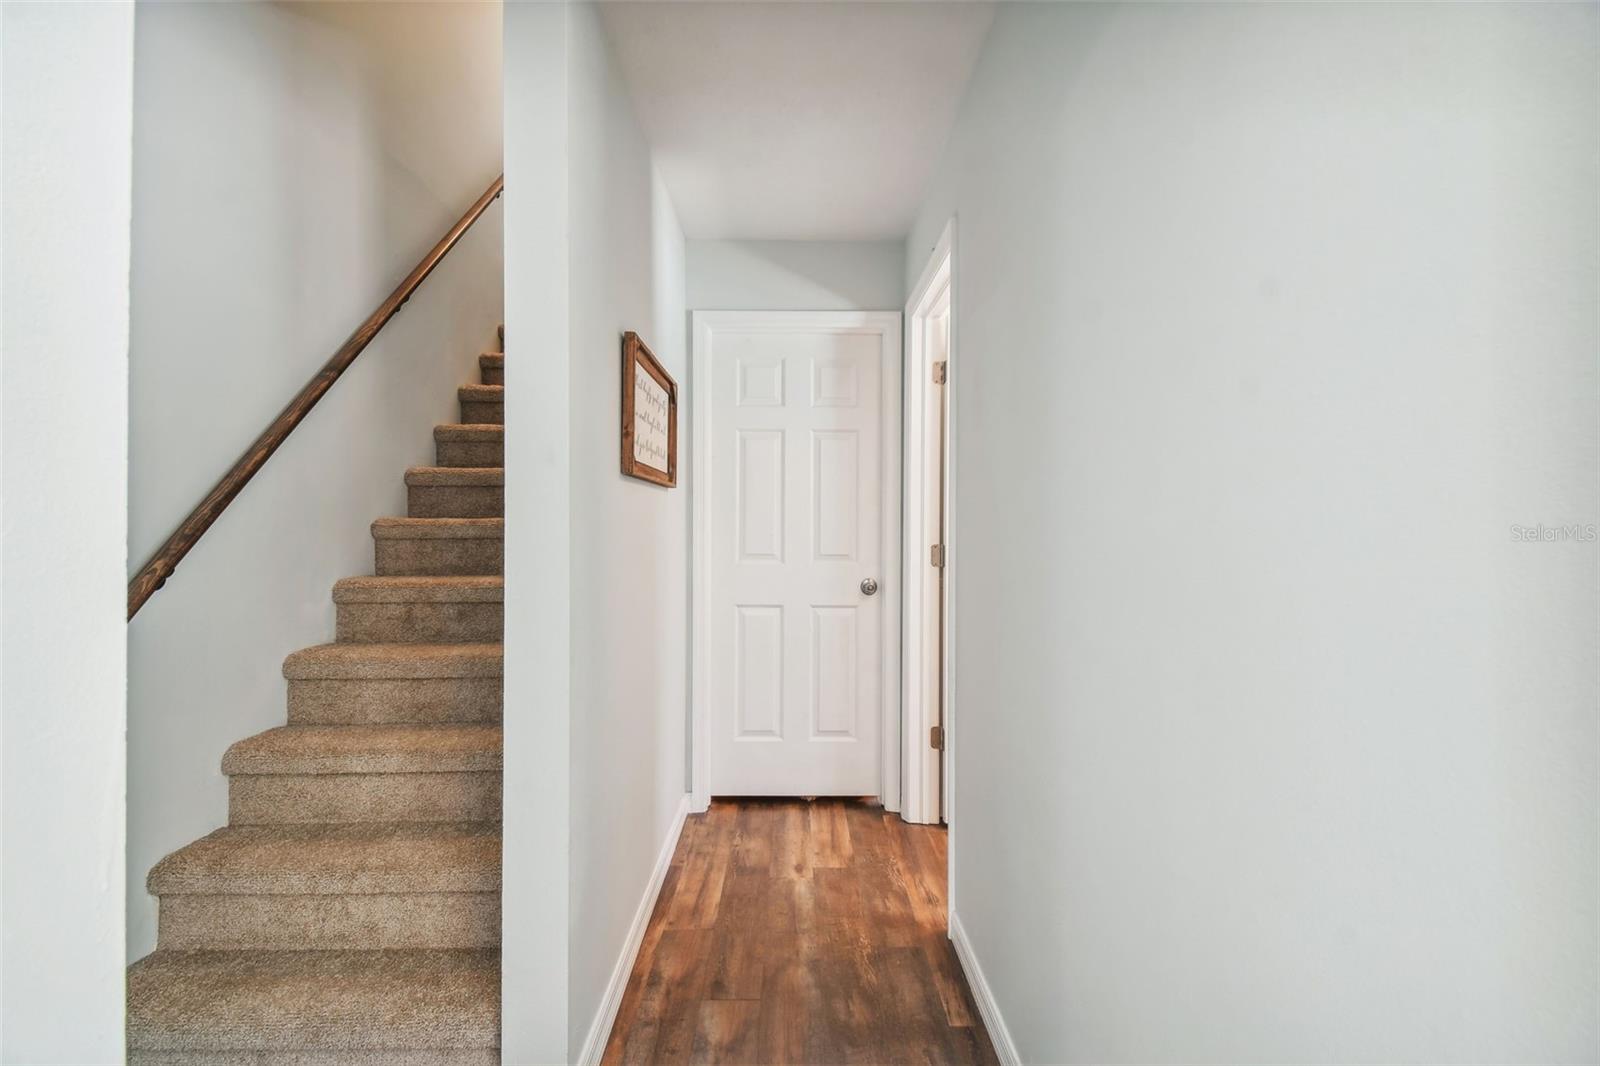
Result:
[633, 369, 670, 471]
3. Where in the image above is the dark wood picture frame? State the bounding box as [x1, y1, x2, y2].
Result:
[621, 331, 678, 487]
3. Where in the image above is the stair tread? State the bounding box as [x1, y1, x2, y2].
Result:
[371, 517, 503, 539]
[404, 467, 503, 487]
[433, 424, 503, 441]
[148, 822, 500, 896]
[223, 724, 501, 775]
[457, 384, 503, 400]
[127, 948, 500, 1052]
[284, 643, 502, 680]
[478, 352, 503, 367]
[333, 576, 503, 604]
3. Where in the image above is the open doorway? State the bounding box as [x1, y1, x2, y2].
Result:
[903, 221, 955, 829]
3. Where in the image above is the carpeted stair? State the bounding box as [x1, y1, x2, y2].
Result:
[128, 339, 507, 1065]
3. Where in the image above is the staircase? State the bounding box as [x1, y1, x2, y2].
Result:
[127, 342, 507, 1065]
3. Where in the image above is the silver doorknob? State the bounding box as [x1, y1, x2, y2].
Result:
[860, 577, 879, 596]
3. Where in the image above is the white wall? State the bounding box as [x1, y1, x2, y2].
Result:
[689, 239, 903, 311]
[126, 1, 503, 960]
[566, 5, 690, 1057]
[501, 2, 570, 1060]
[0, 3, 133, 1060]
[908, 4, 1598, 1062]
[502, 4, 690, 1061]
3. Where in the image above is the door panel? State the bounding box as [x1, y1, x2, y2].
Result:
[736, 431, 784, 561]
[709, 323, 888, 796]
[734, 606, 783, 738]
[810, 607, 859, 738]
[812, 431, 858, 560]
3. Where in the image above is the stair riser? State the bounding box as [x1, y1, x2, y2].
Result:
[157, 893, 499, 951]
[480, 365, 503, 387]
[229, 773, 501, 825]
[458, 400, 503, 424]
[132, 1051, 501, 1065]
[288, 678, 502, 725]
[374, 538, 503, 576]
[435, 440, 503, 467]
[336, 602, 503, 644]
[407, 485, 504, 520]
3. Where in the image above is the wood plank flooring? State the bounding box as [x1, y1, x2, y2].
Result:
[601, 798, 999, 1065]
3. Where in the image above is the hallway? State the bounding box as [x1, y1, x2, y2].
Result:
[602, 799, 998, 1064]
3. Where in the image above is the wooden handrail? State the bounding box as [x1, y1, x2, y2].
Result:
[127, 174, 505, 620]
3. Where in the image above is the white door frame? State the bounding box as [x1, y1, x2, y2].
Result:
[691, 310, 903, 812]
[901, 221, 955, 826]
[908, 219, 953, 825]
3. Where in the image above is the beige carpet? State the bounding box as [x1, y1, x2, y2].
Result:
[128, 339, 506, 1064]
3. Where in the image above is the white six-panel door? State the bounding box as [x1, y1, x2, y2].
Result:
[694, 312, 901, 800]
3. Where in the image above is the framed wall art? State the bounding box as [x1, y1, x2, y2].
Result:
[620, 331, 677, 487]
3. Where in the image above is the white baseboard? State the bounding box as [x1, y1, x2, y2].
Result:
[574, 794, 691, 1066]
[950, 910, 1021, 1066]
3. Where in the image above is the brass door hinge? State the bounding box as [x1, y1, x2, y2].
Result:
[930, 543, 946, 568]
[930, 725, 945, 750]
[932, 360, 947, 385]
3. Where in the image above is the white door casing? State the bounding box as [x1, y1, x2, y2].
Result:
[903, 222, 954, 826]
[692, 312, 901, 806]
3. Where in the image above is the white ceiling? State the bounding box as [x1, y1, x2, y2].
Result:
[597, 2, 995, 241]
